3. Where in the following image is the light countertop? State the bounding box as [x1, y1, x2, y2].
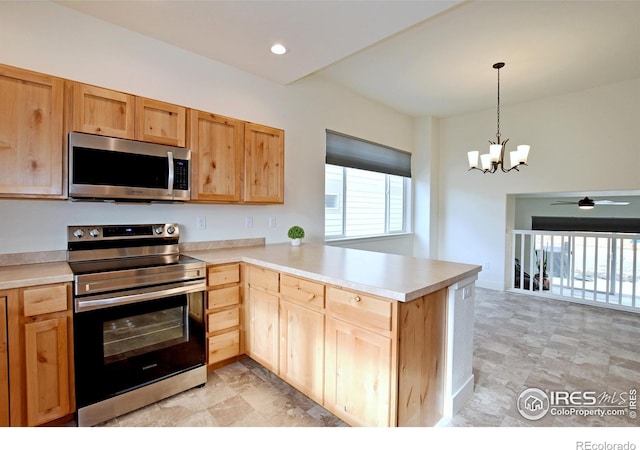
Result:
[0, 261, 73, 290]
[185, 243, 481, 301]
[0, 243, 481, 301]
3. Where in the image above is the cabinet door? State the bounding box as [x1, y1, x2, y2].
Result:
[0, 296, 8, 427]
[135, 97, 186, 147]
[68, 82, 135, 139]
[24, 317, 71, 426]
[246, 288, 279, 372]
[7, 283, 74, 427]
[325, 317, 392, 427]
[244, 123, 284, 203]
[190, 110, 244, 202]
[0, 64, 64, 197]
[279, 300, 324, 404]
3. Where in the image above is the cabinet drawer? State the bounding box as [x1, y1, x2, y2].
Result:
[207, 264, 240, 287]
[208, 307, 240, 333]
[22, 284, 68, 317]
[207, 285, 240, 310]
[248, 266, 279, 293]
[280, 275, 324, 309]
[326, 287, 393, 332]
[208, 330, 240, 364]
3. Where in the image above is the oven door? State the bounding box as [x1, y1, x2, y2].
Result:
[73, 291, 205, 409]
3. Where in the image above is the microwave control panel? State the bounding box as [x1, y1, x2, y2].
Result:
[174, 159, 189, 190]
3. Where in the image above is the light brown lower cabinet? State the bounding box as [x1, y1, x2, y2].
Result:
[246, 287, 279, 373]
[279, 299, 325, 405]
[324, 287, 447, 427]
[4, 283, 75, 426]
[206, 264, 242, 366]
[0, 295, 8, 426]
[244, 266, 280, 373]
[239, 265, 448, 427]
[324, 316, 393, 426]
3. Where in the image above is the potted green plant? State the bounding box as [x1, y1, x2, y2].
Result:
[287, 225, 305, 246]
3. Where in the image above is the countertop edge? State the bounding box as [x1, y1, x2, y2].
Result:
[184, 248, 482, 302]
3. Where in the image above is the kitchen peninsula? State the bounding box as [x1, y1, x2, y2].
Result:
[183, 242, 481, 427]
[0, 242, 480, 427]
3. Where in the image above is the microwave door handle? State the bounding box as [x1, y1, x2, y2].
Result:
[167, 151, 174, 196]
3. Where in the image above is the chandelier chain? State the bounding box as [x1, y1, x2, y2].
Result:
[496, 65, 501, 141]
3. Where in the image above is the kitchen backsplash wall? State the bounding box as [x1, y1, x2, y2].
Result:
[0, 199, 299, 253]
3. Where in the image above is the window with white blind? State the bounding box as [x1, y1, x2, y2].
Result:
[325, 130, 411, 239]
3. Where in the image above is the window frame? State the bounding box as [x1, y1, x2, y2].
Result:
[324, 164, 411, 240]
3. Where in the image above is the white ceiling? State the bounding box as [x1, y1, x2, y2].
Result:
[56, 0, 640, 118]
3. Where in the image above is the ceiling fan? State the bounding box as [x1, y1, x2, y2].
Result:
[550, 196, 630, 210]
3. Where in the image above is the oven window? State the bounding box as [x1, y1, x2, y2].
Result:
[103, 305, 188, 363]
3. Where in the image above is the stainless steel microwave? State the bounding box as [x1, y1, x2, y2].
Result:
[68, 132, 191, 202]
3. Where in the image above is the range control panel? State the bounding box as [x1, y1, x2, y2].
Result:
[67, 223, 179, 241]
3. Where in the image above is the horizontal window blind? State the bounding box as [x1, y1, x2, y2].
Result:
[532, 216, 640, 233]
[326, 130, 411, 178]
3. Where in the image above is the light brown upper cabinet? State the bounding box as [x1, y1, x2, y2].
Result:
[0, 64, 65, 198]
[244, 123, 284, 204]
[189, 111, 244, 202]
[67, 82, 135, 139]
[135, 97, 186, 147]
[190, 113, 284, 204]
[67, 81, 186, 147]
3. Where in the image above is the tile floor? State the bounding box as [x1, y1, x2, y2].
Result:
[98, 288, 640, 427]
[100, 357, 347, 427]
[449, 288, 640, 427]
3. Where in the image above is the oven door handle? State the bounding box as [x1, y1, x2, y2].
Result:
[74, 280, 204, 313]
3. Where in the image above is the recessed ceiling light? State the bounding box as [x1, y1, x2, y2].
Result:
[270, 43, 287, 55]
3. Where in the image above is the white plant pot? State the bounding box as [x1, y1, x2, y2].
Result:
[290, 238, 301, 246]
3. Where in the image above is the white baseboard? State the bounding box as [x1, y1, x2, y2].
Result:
[444, 373, 474, 418]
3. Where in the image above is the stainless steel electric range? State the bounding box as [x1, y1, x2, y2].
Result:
[67, 223, 206, 427]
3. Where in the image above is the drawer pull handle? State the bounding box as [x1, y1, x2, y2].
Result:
[354, 296, 361, 303]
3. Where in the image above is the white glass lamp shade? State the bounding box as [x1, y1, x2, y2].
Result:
[517, 145, 530, 164]
[467, 151, 479, 168]
[489, 144, 502, 162]
[480, 153, 491, 170]
[509, 151, 520, 168]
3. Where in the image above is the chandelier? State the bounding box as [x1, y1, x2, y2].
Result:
[467, 62, 530, 173]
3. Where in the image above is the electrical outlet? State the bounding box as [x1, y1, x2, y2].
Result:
[245, 216, 253, 229]
[197, 216, 206, 230]
[268, 216, 276, 229]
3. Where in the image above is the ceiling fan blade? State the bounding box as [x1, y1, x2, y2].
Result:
[550, 201, 579, 205]
[593, 200, 630, 205]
